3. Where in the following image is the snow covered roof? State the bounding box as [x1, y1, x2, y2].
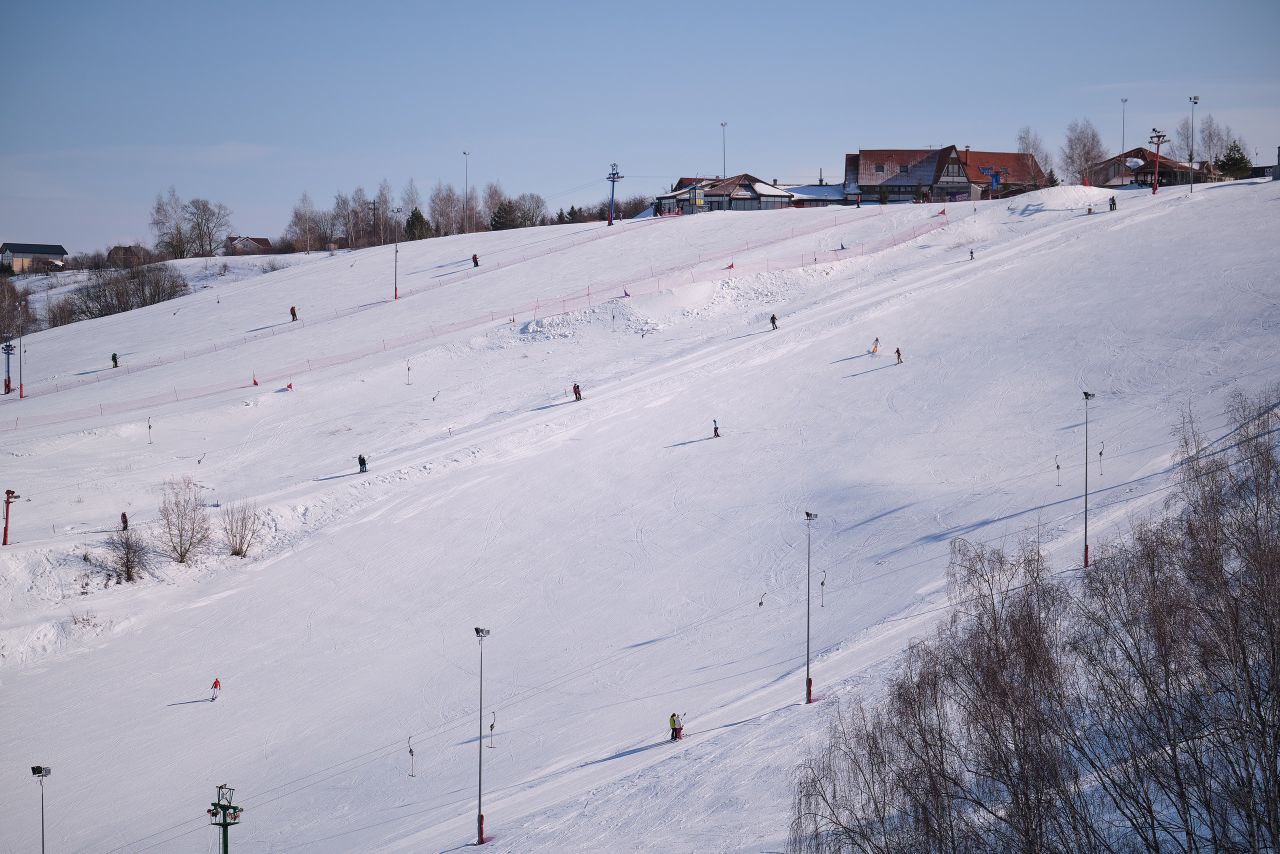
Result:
[783, 184, 846, 201]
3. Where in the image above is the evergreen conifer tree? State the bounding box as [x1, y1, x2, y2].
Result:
[1216, 140, 1252, 180]
[404, 207, 433, 240]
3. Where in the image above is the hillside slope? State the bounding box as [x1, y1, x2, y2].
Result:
[1, 181, 1277, 853]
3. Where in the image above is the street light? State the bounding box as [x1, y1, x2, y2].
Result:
[475, 626, 490, 845]
[463, 151, 471, 234]
[720, 122, 728, 179]
[1082, 392, 1096, 567]
[804, 511, 817, 704]
[31, 766, 50, 854]
[391, 206, 403, 300]
[1189, 96, 1200, 192]
[1121, 98, 1128, 183]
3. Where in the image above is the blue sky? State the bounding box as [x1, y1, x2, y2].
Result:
[3, 0, 1277, 252]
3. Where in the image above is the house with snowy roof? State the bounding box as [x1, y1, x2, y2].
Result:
[654, 174, 793, 215]
[1088, 147, 1213, 189]
[845, 146, 1047, 203]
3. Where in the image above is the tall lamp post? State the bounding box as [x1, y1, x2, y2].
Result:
[475, 626, 491, 845]
[463, 151, 471, 234]
[1082, 392, 1095, 567]
[31, 766, 50, 854]
[1121, 98, 1128, 183]
[804, 511, 817, 704]
[720, 121, 727, 179]
[391, 206, 403, 300]
[1189, 96, 1199, 192]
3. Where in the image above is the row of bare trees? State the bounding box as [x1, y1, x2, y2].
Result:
[105, 477, 265, 584]
[45, 265, 189, 328]
[790, 392, 1280, 854]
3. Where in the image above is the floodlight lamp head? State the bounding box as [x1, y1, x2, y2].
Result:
[805, 511, 818, 521]
[475, 627, 490, 638]
[31, 766, 50, 777]
[1083, 391, 1096, 400]
[1190, 96, 1199, 103]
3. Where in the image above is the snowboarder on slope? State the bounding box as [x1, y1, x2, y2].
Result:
[895, 347, 903, 365]
[871, 337, 880, 355]
[111, 352, 119, 368]
[713, 419, 721, 439]
[358, 454, 368, 473]
[211, 677, 221, 701]
[770, 313, 778, 331]
[290, 305, 298, 322]
[472, 254, 480, 268]
[573, 383, 582, 401]
[120, 512, 128, 531]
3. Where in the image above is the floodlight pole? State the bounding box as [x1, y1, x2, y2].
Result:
[805, 511, 817, 704]
[721, 121, 727, 179]
[392, 206, 403, 300]
[1121, 98, 1128, 182]
[1189, 97, 1199, 192]
[1083, 392, 1095, 567]
[38, 773, 46, 854]
[475, 627, 490, 844]
[463, 151, 471, 234]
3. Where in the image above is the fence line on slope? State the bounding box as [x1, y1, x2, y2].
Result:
[0, 211, 959, 433]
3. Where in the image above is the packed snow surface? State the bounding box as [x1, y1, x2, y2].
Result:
[1, 182, 1277, 852]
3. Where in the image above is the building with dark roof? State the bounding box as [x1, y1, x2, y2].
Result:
[655, 174, 793, 215]
[225, 236, 272, 255]
[1, 242, 68, 273]
[1088, 147, 1214, 189]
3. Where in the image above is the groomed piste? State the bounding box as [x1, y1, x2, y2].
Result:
[1, 180, 1277, 852]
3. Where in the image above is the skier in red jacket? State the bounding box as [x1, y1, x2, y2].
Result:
[211, 677, 221, 702]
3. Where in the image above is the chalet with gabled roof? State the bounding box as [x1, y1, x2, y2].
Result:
[655, 174, 793, 215]
[845, 146, 978, 203]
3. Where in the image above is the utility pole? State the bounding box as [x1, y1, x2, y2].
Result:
[606, 163, 624, 226]
[1189, 96, 1199, 192]
[475, 627, 491, 844]
[1083, 392, 1095, 567]
[206, 784, 242, 854]
[720, 121, 727, 179]
[3, 489, 19, 546]
[804, 511, 817, 704]
[2, 338, 12, 394]
[391, 206, 403, 300]
[1149, 129, 1167, 194]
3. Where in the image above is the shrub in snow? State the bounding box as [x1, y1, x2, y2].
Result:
[105, 527, 150, 583]
[221, 501, 264, 558]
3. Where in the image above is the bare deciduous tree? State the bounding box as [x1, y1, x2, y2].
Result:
[1016, 125, 1054, 174]
[158, 476, 212, 563]
[184, 198, 233, 258]
[150, 186, 190, 259]
[1060, 118, 1107, 185]
[221, 501, 264, 558]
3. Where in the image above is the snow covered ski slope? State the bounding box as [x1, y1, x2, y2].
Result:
[1, 181, 1277, 852]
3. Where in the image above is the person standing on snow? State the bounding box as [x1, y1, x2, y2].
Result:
[895, 347, 903, 365]
[1109, 196, 1117, 212]
[210, 677, 221, 702]
[472, 254, 480, 268]
[358, 454, 368, 473]
[871, 337, 880, 355]
[111, 352, 119, 368]
[669, 712, 680, 741]
[770, 313, 778, 331]
[713, 419, 721, 439]
[573, 383, 582, 401]
[969, 249, 974, 261]
[290, 306, 298, 322]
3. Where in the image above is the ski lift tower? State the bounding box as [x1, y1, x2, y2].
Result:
[207, 784, 243, 854]
[1148, 128, 1168, 194]
[606, 163, 624, 226]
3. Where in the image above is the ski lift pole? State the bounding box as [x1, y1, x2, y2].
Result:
[2, 489, 18, 546]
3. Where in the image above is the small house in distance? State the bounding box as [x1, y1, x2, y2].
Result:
[224, 236, 272, 255]
[655, 174, 793, 215]
[1, 242, 68, 273]
[107, 244, 150, 268]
